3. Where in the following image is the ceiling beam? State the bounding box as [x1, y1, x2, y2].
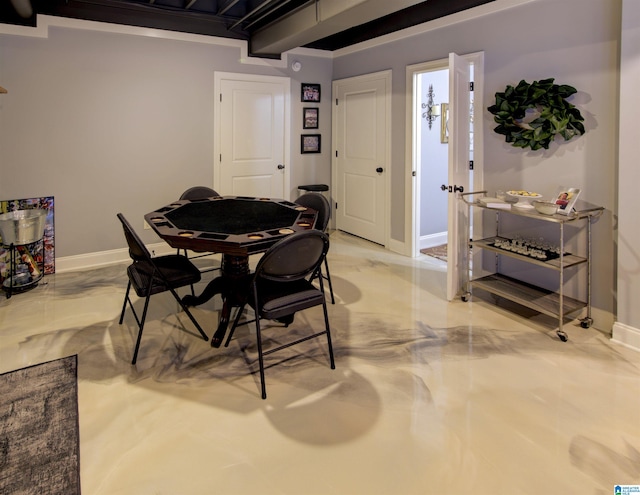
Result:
[250, 0, 428, 56]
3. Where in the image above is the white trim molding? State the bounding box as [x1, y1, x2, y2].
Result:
[611, 322, 640, 352]
[55, 242, 174, 273]
[421, 232, 447, 251]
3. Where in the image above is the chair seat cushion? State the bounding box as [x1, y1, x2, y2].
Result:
[127, 255, 201, 297]
[255, 279, 325, 320]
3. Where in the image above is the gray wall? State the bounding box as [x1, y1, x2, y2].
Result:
[332, 0, 621, 326]
[0, 24, 333, 255]
[617, 0, 640, 333]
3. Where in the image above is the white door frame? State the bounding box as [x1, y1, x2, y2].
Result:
[331, 70, 391, 246]
[404, 52, 485, 258]
[213, 71, 291, 198]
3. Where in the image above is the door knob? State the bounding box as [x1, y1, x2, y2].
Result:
[441, 184, 464, 193]
[277, 164, 285, 170]
[376, 167, 384, 173]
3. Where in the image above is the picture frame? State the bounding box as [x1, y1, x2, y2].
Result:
[301, 83, 321, 102]
[440, 103, 449, 143]
[301, 134, 321, 153]
[303, 107, 319, 129]
[554, 186, 581, 215]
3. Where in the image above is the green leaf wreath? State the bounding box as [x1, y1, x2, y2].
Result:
[487, 78, 585, 151]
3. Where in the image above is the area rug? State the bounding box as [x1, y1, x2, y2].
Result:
[421, 243, 448, 262]
[0, 355, 81, 495]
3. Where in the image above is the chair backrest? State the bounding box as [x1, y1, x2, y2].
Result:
[179, 186, 219, 200]
[295, 193, 330, 232]
[255, 230, 329, 283]
[117, 213, 152, 262]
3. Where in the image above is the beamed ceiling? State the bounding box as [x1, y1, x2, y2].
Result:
[1, 0, 495, 57]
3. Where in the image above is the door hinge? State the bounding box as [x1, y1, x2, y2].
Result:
[220, 93, 222, 102]
[220, 154, 222, 162]
[469, 82, 474, 91]
[469, 160, 474, 170]
[335, 98, 339, 105]
[335, 150, 338, 158]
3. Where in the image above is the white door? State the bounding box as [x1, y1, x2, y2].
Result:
[333, 71, 390, 245]
[446, 53, 471, 301]
[215, 73, 289, 198]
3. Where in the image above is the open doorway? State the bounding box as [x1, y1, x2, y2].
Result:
[416, 68, 450, 255]
[405, 52, 484, 300]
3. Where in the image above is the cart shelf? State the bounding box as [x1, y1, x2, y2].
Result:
[471, 237, 588, 270]
[471, 273, 586, 319]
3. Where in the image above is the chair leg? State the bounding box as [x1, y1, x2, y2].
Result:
[168, 286, 209, 342]
[120, 281, 150, 365]
[225, 304, 247, 347]
[323, 257, 335, 304]
[131, 291, 153, 365]
[317, 275, 336, 369]
[321, 299, 336, 369]
[180, 249, 197, 297]
[226, 299, 266, 398]
[254, 316, 267, 400]
[119, 281, 132, 324]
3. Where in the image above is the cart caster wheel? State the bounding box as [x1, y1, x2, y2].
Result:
[557, 330, 568, 342]
[580, 318, 592, 329]
[461, 293, 470, 302]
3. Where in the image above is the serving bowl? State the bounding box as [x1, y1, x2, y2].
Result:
[533, 200, 558, 216]
[506, 190, 542, 208]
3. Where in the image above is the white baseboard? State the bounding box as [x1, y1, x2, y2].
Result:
[611, 322, 640, 352]
[55, 242, 174, 273]
[420, 232, 447, 250]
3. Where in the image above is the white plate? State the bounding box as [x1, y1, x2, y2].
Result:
[506, 190, 542, 199]
[507, 190, 542, 208]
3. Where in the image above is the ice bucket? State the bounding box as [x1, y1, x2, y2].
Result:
[0, 209, 47, 245]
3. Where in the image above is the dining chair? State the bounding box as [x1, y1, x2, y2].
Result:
[117, 213, 209, 364]
[180, 186, 219, 201]
[225, 230, 335, 399]
[295, 192, 335, 304]
[178, 186, 222, 293]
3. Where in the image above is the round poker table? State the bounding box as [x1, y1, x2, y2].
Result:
[145, 196, 317, 256]
[145, 196, 318, 347]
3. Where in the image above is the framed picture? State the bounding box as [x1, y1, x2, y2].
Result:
[440, 103, 449, 143]
[301, 83, 321, 102]
[301, 134, 321, 153]
[303, 107, 319, 129]
[554, 186, 581, 215]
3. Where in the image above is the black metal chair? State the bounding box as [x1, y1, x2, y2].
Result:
[180, 186, 219, 201]
[179, 186, 222, 293]
[295, 192, 335, 304]
[117, 213, 209, 364]
[225, 230, 335, 399]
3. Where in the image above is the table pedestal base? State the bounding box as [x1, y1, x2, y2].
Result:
[182, 253, 251, 348]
